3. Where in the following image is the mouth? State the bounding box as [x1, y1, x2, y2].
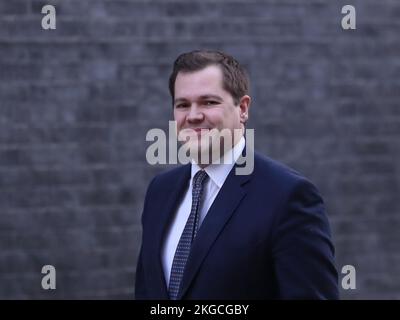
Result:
[181, 128, 211, 134]
[192, 128, 210, 133]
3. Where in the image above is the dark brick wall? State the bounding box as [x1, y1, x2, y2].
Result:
[0, 0, 399, 299]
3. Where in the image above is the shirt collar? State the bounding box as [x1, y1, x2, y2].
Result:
[191, 136, 245, 188]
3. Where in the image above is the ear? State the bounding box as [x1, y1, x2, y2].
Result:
[239, 95, 251, 124]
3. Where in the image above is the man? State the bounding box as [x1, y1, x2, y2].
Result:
[135, 50, 338, 299]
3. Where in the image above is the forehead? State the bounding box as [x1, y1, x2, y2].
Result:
[174, 65, 225, 98]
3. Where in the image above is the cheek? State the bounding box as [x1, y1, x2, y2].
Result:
[174, 112, 185, 127]
[205, 109, 225, 125]
[218, 108, 238, 126]
[227, 108, 241, 123]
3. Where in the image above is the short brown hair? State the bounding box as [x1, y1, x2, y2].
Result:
[169, 50, 250, 105]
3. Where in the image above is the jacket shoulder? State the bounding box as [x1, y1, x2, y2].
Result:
[253, 152, 309, 185]
[144, 164, 190, 194]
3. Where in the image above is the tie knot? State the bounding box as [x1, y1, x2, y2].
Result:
[193, 170, 208, 188]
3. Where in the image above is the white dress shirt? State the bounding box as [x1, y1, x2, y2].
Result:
[161, 136, 246, 285]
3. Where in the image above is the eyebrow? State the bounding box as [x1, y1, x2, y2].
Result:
[174, 95, 223, 104]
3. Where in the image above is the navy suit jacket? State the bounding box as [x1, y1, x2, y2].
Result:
[135, 152, 338, 299]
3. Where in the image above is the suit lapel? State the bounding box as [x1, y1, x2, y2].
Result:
[178, 165, 252, 299]
[148, 164, 191, 299]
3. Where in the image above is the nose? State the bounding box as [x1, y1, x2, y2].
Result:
[187, 104, 204, 123]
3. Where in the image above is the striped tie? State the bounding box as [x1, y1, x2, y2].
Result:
[168, 170, 208, 300]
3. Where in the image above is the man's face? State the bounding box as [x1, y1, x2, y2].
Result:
[173, 65, 249, 164]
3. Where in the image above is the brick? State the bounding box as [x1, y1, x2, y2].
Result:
[0, 1, 28, 15]
[0, 0, 399, 300]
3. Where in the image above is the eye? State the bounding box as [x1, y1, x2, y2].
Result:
[175, 103, 189, 109]
[205, 100, 219, 106]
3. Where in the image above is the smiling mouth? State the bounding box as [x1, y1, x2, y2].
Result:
[192, 128, 209, 132]
[181, 128, 210, 133]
